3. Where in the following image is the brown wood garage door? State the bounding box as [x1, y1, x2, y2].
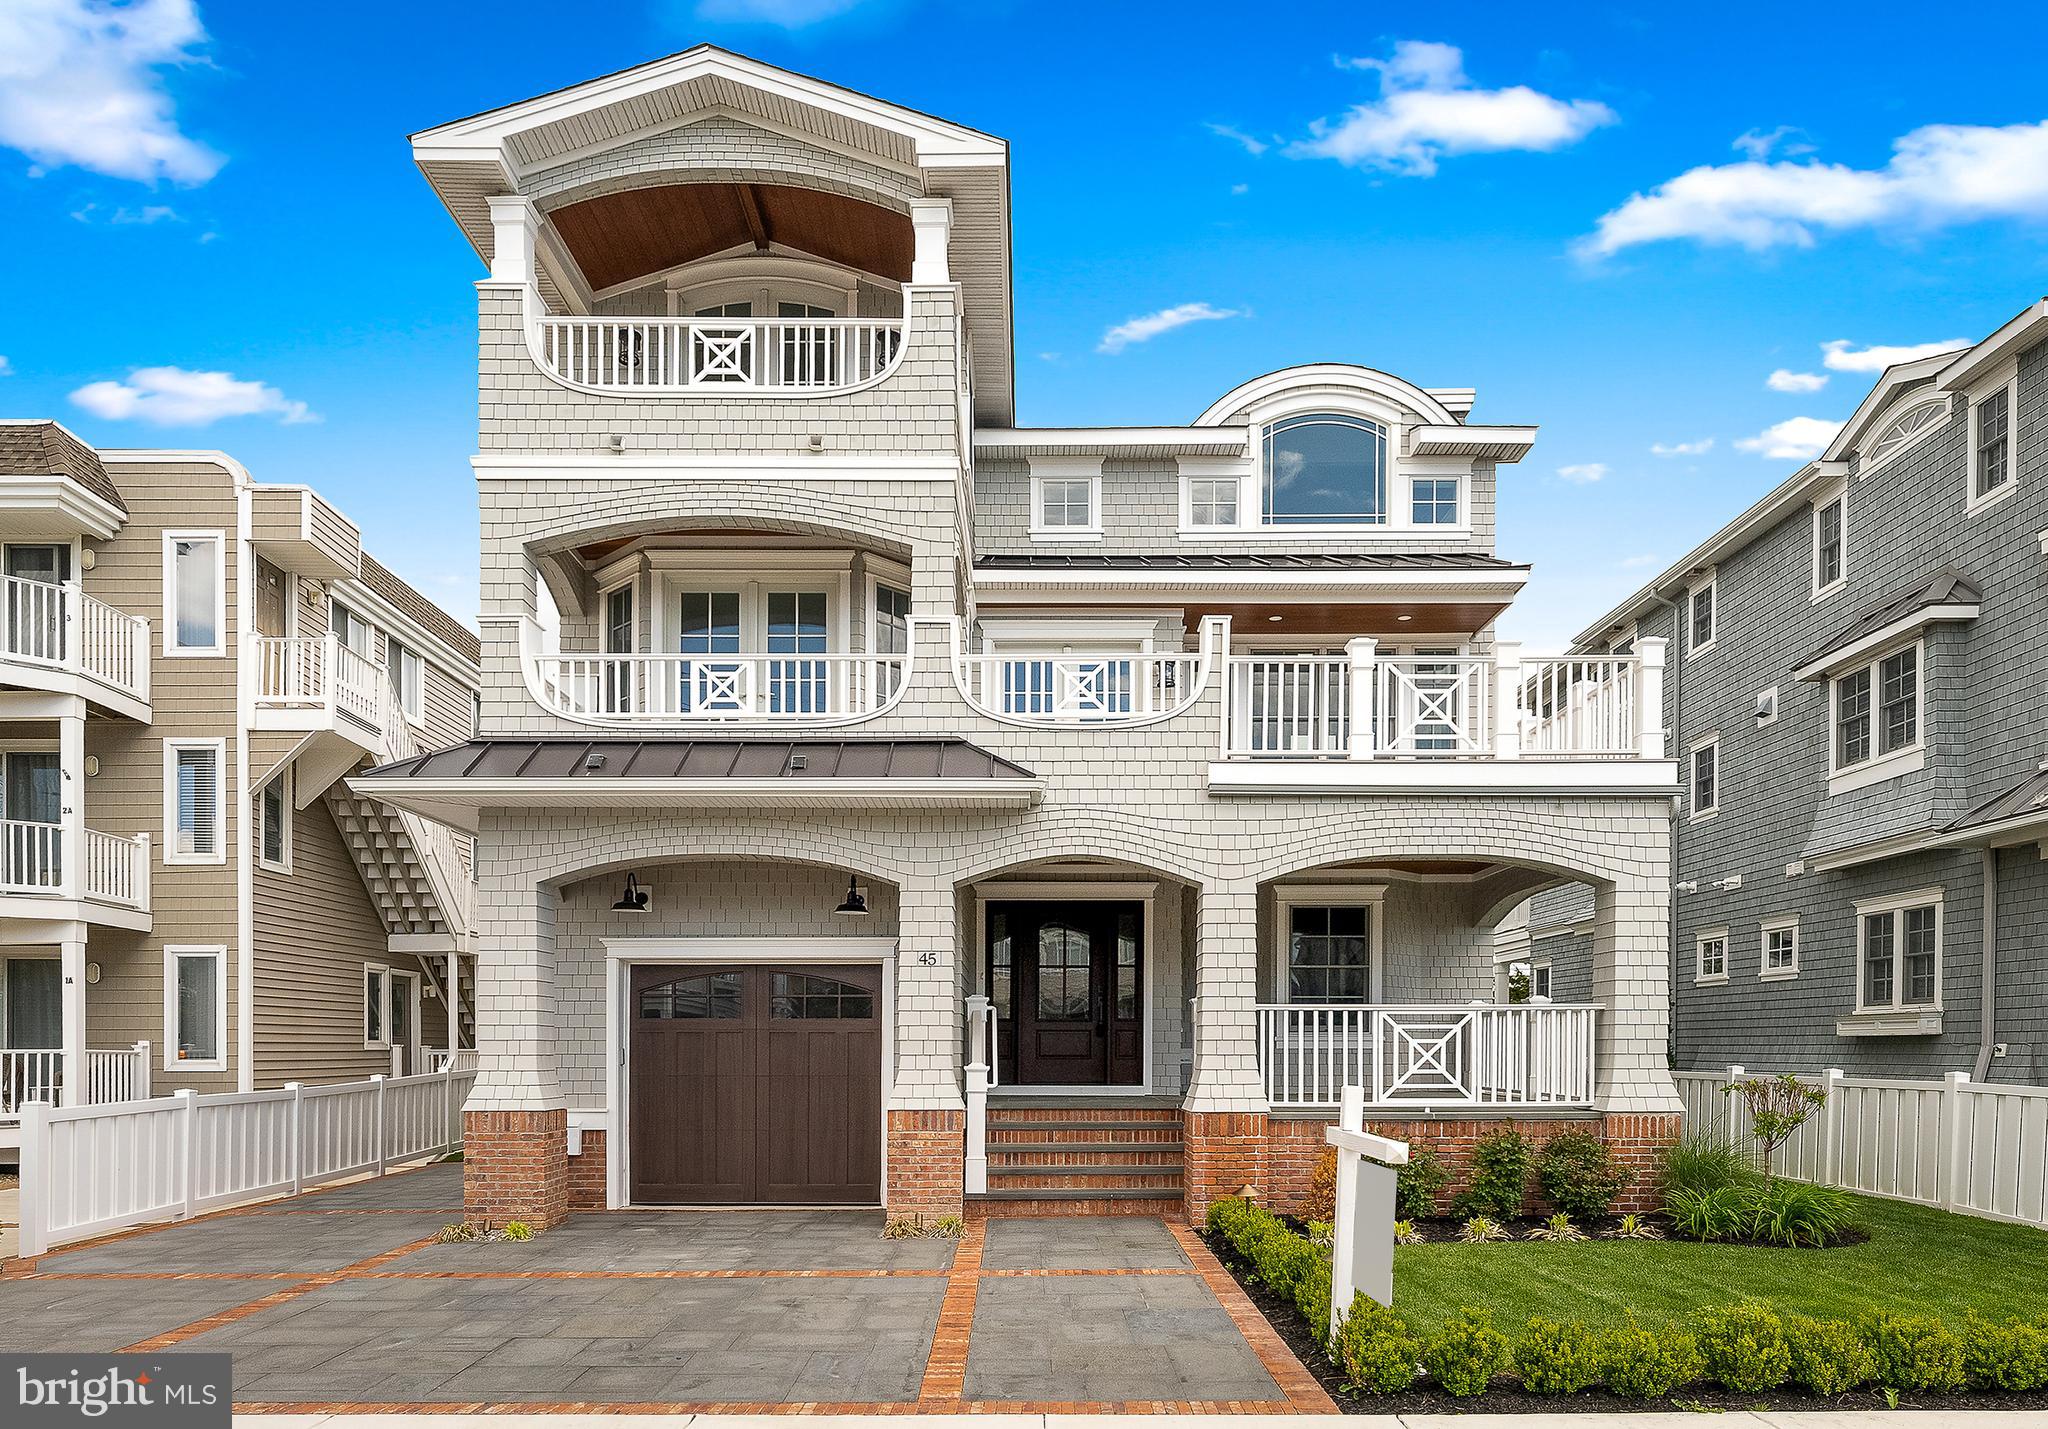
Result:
[629, 963, 882, 1204]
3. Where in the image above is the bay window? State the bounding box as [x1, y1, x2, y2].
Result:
[1831, 641, 1920, 785]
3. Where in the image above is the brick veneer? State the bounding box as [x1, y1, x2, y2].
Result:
[887, 1109, 965, 1217]
[463, 1109, 570, 1230]
[566, 1128, 607, 1211]
[1183, 1110, 1271, 1223]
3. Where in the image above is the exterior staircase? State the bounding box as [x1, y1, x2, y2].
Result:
[974, 1101, 1185, 1217]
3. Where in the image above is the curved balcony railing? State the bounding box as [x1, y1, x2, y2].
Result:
[1, 575, 150, 702]
[532, 653, 907, 725]
[955, 652, 1206, 726]
[534, 316, 907, 395]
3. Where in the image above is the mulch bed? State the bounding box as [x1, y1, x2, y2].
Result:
[1197, 1227, 2048, 1414]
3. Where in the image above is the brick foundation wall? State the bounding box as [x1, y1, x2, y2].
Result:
[1261, 1111, 1681, 1218]
[463, 1109, 571, 1231]
[886, 1109, 964, 1218]
[1183, 1110, 1270, 1223]
[567, 1128, 607, 1211]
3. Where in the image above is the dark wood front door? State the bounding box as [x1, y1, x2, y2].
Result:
[630, 963, 882, 1204]
[987, 901, 1144, 1087]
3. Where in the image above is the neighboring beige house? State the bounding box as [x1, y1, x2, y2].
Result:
[361, 47, 1687, 1233]
[1, 421, 480, 1147]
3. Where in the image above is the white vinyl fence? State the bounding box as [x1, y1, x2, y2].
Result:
[16, 1066, 476, 1256]
[1676, 1065, 2048, 1231]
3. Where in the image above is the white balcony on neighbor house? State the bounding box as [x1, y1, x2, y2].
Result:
[0, 820, 151, 913]
[1256, 1002, 1599, 1110]
[534, 316, 907, 396]
[0, 574, 151, 715]
[1, 1042, 152, 1118]
[955, 651, 1206, 725]
[532, 653, 908, 725]
[250, 633, 386, 735]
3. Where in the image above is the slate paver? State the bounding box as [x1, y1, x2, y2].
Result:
[243, 1162, 464, 1212]
[30, 1211, 449, 1274]
[980, 1216, 1193, 1271]
[389, 1208, 954, 1272]
[0, 1276, 293, 1352]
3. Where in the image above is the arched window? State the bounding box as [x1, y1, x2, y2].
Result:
[1862, 397, 1948, 470]
[1262, 413, 1387, 524]
[639, 972, 742, 1019]
[770, 972, 874, 1020]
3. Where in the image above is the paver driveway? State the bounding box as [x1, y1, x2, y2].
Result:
[0, 1164, 1330, 1413]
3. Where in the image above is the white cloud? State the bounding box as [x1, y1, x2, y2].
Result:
[693, 0, 862, 23]
[1097, 302, 1242, 354]
[69, 366, 315, 426]
[1288, 40, 1615, 177]
[1735, 416, 1843, 461]
[1230, 182, 1249, 196]
[1556, 462, 1609, 484]
[1820, 338, 1969, 372]
[1766, 369, 1828, 393]
[1583, 119, 2048, 256]
[0, 356, 12, 377]
[1733, 126, 1812, 162]
[1620, 552, 1662, 569]
[1206, 122, 1269, 157]
[71, 200, 181, 224]
[1650, 438, 1713, 456]
[0, 0, 222, 184]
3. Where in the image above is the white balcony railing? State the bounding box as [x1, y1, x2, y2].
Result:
[535, 316, 907, 395]
[957, 652, 1205, 725]
[1223, 643, 1662, 761]
[1, 819, 60, 894]
[1, 574, 151, 702]
[252, 634, 386, 733]
[84, 829, 151, 908]
[1, 1043, 150, 1115]
[2, 820, 150, 908]
[533, 653, 907, 724]
[1256, 1003, 1599, 1109]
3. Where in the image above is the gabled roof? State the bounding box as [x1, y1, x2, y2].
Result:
[358, 552, 481, 667]
[0, 419, 126, 515]
[1819, 350, 1958, 465]
[1792, 570, 1981, 679]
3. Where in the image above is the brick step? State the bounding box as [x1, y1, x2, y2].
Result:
[988, 1162, 1183, 1178]
[985, 1118, 1181, 1133]
[987, 1106, 1181, 1122]
[987, 1141, 1184, 1158]
[975, 1186, 1182, 1202]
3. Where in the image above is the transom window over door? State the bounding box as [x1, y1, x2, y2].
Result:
[1287, 905, 1371, 1002]
[1263, 413, 1387, 524]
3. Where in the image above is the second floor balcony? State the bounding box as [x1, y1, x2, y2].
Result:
[0, 820, 151, 921]
[0, 574, 151, 715]
[535, 315, 907, 397]
[250, 633, 387, 736]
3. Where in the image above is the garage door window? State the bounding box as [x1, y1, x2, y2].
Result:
[771, 972, 873, 1019]
[640, 971, 742, 1019]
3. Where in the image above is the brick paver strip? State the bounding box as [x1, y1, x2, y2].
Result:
[1168, 1222, 1338, 1414]
[116, 1235, 441, 1353]
[914, 1219, 983, 1404]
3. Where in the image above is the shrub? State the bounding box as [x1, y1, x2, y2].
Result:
[1396, 1142, 1452, 1220]
[1784, 1315, 1876, 1396]
[1458, 1215, 1509, 1243]
[1335, 1295, 1422, 1393]
[501, 1220, 534, 1242]
[1294, 1252, 1335, 1350]
[1961, 1315, 2048, 1392]
[1422, 1307, 1507, 1397]
[931, 1214, 965, 1239]
[1693, 1303, 1791, 1393]
[1739, 1178, 1855, 1248]
[1299, 1147, 1338, 1223]
[1537, 1129, 1634, 1221]
[1392, 1219, 1420, 1245]
[1525, 1211, 1588, 1243]
[1666, 1185, 1746, 1242]
[1614, 1212, 1663, 1240]
[1600, 1319, 1703, 1400]
[1451, 1127, 1531, 1221]
[434, 1220, 484, 1243]
[883, 1214, 929, 1239]
[1512, 1316, 1604, 1394]
[1660, 1129, 1758, 1199]
[1861, 1310, 1965, 1393]
[1252, 1226, 1323, 1301]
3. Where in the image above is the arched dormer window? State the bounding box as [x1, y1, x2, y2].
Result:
[1262, 413, 1388, 524]
[1861, 397, 1948, 472]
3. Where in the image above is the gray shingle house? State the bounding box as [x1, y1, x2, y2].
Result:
[1514, 300, 2048, 1085]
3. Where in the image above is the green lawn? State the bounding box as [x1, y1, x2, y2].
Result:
[1392, 1195, 2048, 1336]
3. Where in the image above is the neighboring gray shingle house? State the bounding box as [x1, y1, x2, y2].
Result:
[1513, 300, 2048, 1085]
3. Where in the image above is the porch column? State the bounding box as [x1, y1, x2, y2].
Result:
[1591, 869, 1684, 1208]
[58, 702, 85, 899]
[908, 198, 953, 285]
[1184, 879, 1269, 1220]
[59, 924, 86, 1107]
[885, 876, 964, 1218]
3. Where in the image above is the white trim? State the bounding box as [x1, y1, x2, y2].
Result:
[163, 944, 228, 1073]
[161, 530, 226, 657]
[471, 452, 960, 477]
[1193, 364, 1461, 429]
[1825, 637, 1925, 794]
[256, 765, 292, 875]
[1206, 759, 1679, 796]
[1856, 396, 1949, 478]
[1694, 926, 1729, 986]
[977, 427, 1250, 458]
[1760, 916, 1799, 981]
[1851, 886, 1944, 1016]
[1795, 609, 1973, 683]
[1026, 457, 1104, 542]
[363, 964, 388, 1048]
[1684, 570, 1717, 659]
[1688, 734, 1720, 822]
[1270, 884, 1387, 1004]
[1810, 477, 1847, 602]
[599, 935, 898, 1211]
[1965, 367, 2019, 515]
[162, 737, 227, 866]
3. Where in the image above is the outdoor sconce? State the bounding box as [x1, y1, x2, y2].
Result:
[612, 873, 650, 912]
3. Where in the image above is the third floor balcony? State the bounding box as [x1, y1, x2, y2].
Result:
[0, 574, 151, 718]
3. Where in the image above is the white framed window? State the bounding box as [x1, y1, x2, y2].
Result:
[390, 640, 424, 723]
[1188, 476, 1241, 527]
[1855, 889, 1942, 1012]
[163, 738, 225, 865]
[1754, 686, 1780, 727]
[1695, 927, 1729, 985]
[1530, 960, 1552, 1001]
[1811, 482, 1846, 599]
[331, 601, 374, 656]
[1689, 736, 1720, 820]
[364, 965, 387, 1047]
[1264, 412, 1387, 524]
[1968, 374, 2015, 510]
[1829, 639, 1922, 792]
[1860, 396, 1948, 475]
[257, 768, 291, 874]
[1271, 886, 1384, 1003]
[164, 945, 227, 1072]
[1410, 476, 1460, 525]
[1686, 572, 1717, 657]
[1027, 457, 1104, 541]
[162, 531, 225, 655]
[1762, 917, 1799, 981]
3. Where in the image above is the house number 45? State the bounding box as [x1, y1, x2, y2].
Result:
[915, 951, 944, 967]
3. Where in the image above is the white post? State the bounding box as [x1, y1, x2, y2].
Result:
[57, 706, 84, 900]
[1345, 637, 1378, 761]
[18, 1100, 49, 1257]
[908, 198, 954, 285]
[132, 1040, 152, 1101]
[286, 1082, 304, 1195]
[1941, 1070, 1970, 1212]
[1819, 1067, 1843, 1184]
[1725, 1064, 1744, 1145]
[176, 1088, 198, 1221]
[390, 1044, 403, 1079]
[1326, 1083, 1408, 1332]
[1637, 637, 1669, 759]
[58, 931, 86, 1107]
[371, 1073, 388, 1177]
[445, 952, 461, 1061]
[486, 194, 540, 286]
[444, 1063, 458, 1153]
[964, 993, 990, 1196]
[1492, 640, 1523, 760]
[134, 833, 152, 913]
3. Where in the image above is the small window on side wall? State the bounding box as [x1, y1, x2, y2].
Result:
[166, 946, 225, 1070]
[165, 533, 224, 654]
[1689, 738, 1719, 819]
[1762, 919, 1799, 980]
[1687, 577, 1717, 655]
[1695, 929, 1728, 984]
[1813, 491, 1845, 596]
[257, 770, 291, 873]
[1972, 385, 2012, 503]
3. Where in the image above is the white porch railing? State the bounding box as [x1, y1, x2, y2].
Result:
[83, 829, 151, 908]
[532, 653, 906, 724]
[957, 652, 1205, 724]
[0, 574, 150, 701]
[251, 633, 387, 733]
[1256, 1003, 1599, 1109]
[428, 1048, 478, 1074]
[1, 821, 150, 908]
[1222, 641, 1663, 761]
[16, 1065, 478, 1255]
[535, 316, 906, 394]
[0, 819, 60, 893]
[2, 1042, 150, 1114]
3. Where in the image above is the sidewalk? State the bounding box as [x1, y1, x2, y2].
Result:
[231, 1414, 2048, 1426]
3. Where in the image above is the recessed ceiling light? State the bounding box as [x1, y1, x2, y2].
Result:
[1267, 614, 1284, 622]
[1396, 613, 1414, 622]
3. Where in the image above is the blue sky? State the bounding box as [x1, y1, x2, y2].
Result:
[3, 0, 2046, 645]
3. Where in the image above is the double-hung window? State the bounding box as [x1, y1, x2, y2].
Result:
[1695, 928, 1728, 985]
[1856, 892, 1941, 1012]
[165, 946, 226, 1071]
[1812, 490, 1845, 597]
[1689, 737, 1719, 820]
[164, 532, 224, 655]
[1028, 458, 1103, 540]
[1530, 961, 1552, 1000]
[164, 739, 225, 865]
[331, 602, 373, 657]
[1973, 385, 2011, 503]
[1762, 918, 1799, 980]
[390, 641, 424, 723]
[1832, 642, 1920, 785]
[257, 769, 291, 874]
[1687, 574, 1717, 656]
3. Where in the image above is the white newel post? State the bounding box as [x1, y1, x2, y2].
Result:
[1819, 1067, 1843, 1184]
[58, 930, 86, 1107]
[964, 993, 990, 1195]
[1941, 1070, 1970, 1212]
[1327, 1084, 1408, 1326]
[1492, 639, 1524, 760]
[909, 198, 954, 285]
[133, 1041, 152, 1100]
[286, 1082, 304, 1195]
[18, 1100, 49, 1257]
[1724, 1065, 1744, 1143]
[176, 1088, 198, 1222]
[1344, 637, 1378, 761]
[371, 1073, 388, 1177]
[1637, 637, 1669, 759]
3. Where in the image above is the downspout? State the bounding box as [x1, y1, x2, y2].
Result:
[1975, 847, 1998, 1082]
[1643, 589, 1684, 1069]
[234, 474, 256, 1091]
